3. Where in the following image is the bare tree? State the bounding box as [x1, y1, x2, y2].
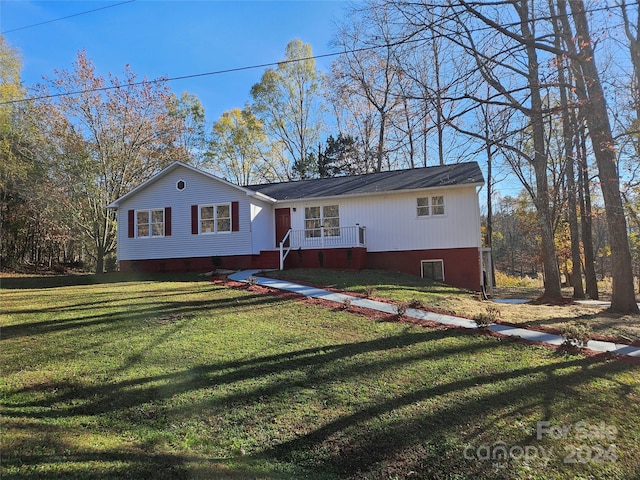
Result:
[565, 0, 638, 312]
[328, 1, 637, 310]
[331, 6, 402, 172]
[326, 62, 379, 173]
[400, 0, 564, 298]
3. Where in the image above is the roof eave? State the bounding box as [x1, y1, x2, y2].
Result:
[248, 190, 278, 203]
[271, 180, 485, 203]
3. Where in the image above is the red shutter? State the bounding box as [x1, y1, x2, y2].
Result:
[191, 205, 198, 234]
[232, 201, 239, 232]
[164, 207, 172, 236]
[128, 210, 135, 238]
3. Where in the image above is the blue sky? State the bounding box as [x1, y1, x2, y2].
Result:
[1, 0, 348, 123]
[2, 0, 533, 200]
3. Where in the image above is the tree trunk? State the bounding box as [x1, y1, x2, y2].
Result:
[486, 139, 494, 283]
[565, 150, 585, 299]
[578, 143, 599, 300]
[432, 32, 445, 166]
[95, 243, 105, 274]
[483, 101, 496, 287]
[519, 1, 562, 299]
[550, 0, 585, 299]
[569, 0, 639, 313]
[376, 111, 386, 172]
[557, 0, 600, 300]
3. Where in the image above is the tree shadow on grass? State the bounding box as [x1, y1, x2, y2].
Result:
[2, 419, 321, 480]
[3, 284, 224, 316]
[3, 329, 461, 415]
[3, 330, 467, 479]
[4, 317, 640, 479]
[0, 272, 208, 290]
[0, 290, 279, 341]
[263, 355, 639, 479]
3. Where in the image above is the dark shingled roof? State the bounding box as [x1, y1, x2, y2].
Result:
[248, 161, 484, 201]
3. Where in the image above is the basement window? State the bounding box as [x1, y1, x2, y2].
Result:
[421, 260, 444, 282]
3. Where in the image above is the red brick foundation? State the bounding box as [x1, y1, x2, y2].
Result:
[366, 248, 481, 291]
[119, 254, 258, 274]
[283, 247, 368, 270]
[119, 246, 480, 291]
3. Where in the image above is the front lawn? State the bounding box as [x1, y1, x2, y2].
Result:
[1, 273, 639, 479]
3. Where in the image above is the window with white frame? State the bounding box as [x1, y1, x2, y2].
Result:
[417, 197, 430, 216]
[304, 205, 340, 238]
[322, 205, 340, 236]
[136, 209, 164, 237]
[417, 195, 445, 216]
[200, 203, 231, 234]
[216, 204, 231, 232]
[305, 206, 321, 238]
[421, 260, 444, 282]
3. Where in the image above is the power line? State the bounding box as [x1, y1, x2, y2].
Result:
[1, 1, 136, 34]
[0, 45, 389, 106]
[1, 2, 632, 106]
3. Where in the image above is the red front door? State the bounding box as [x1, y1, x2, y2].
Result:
[275, 208, 291, 247]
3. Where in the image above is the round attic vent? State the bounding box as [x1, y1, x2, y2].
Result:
[176, 180, 186, 191]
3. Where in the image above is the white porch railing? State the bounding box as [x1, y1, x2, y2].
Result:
[279, 225, 366, 270]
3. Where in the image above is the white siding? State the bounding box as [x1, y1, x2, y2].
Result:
[279, 186, 481, 252]
[116, 165, 273, 261]
[250, 203, 275, 253]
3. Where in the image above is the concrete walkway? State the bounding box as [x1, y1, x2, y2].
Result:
[228, 270, 640, 359]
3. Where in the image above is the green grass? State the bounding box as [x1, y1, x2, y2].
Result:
[265, 268, 466, 303]
[2, 273, 640, 479]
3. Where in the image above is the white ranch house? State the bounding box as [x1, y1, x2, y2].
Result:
[108, 161, 486, 291]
